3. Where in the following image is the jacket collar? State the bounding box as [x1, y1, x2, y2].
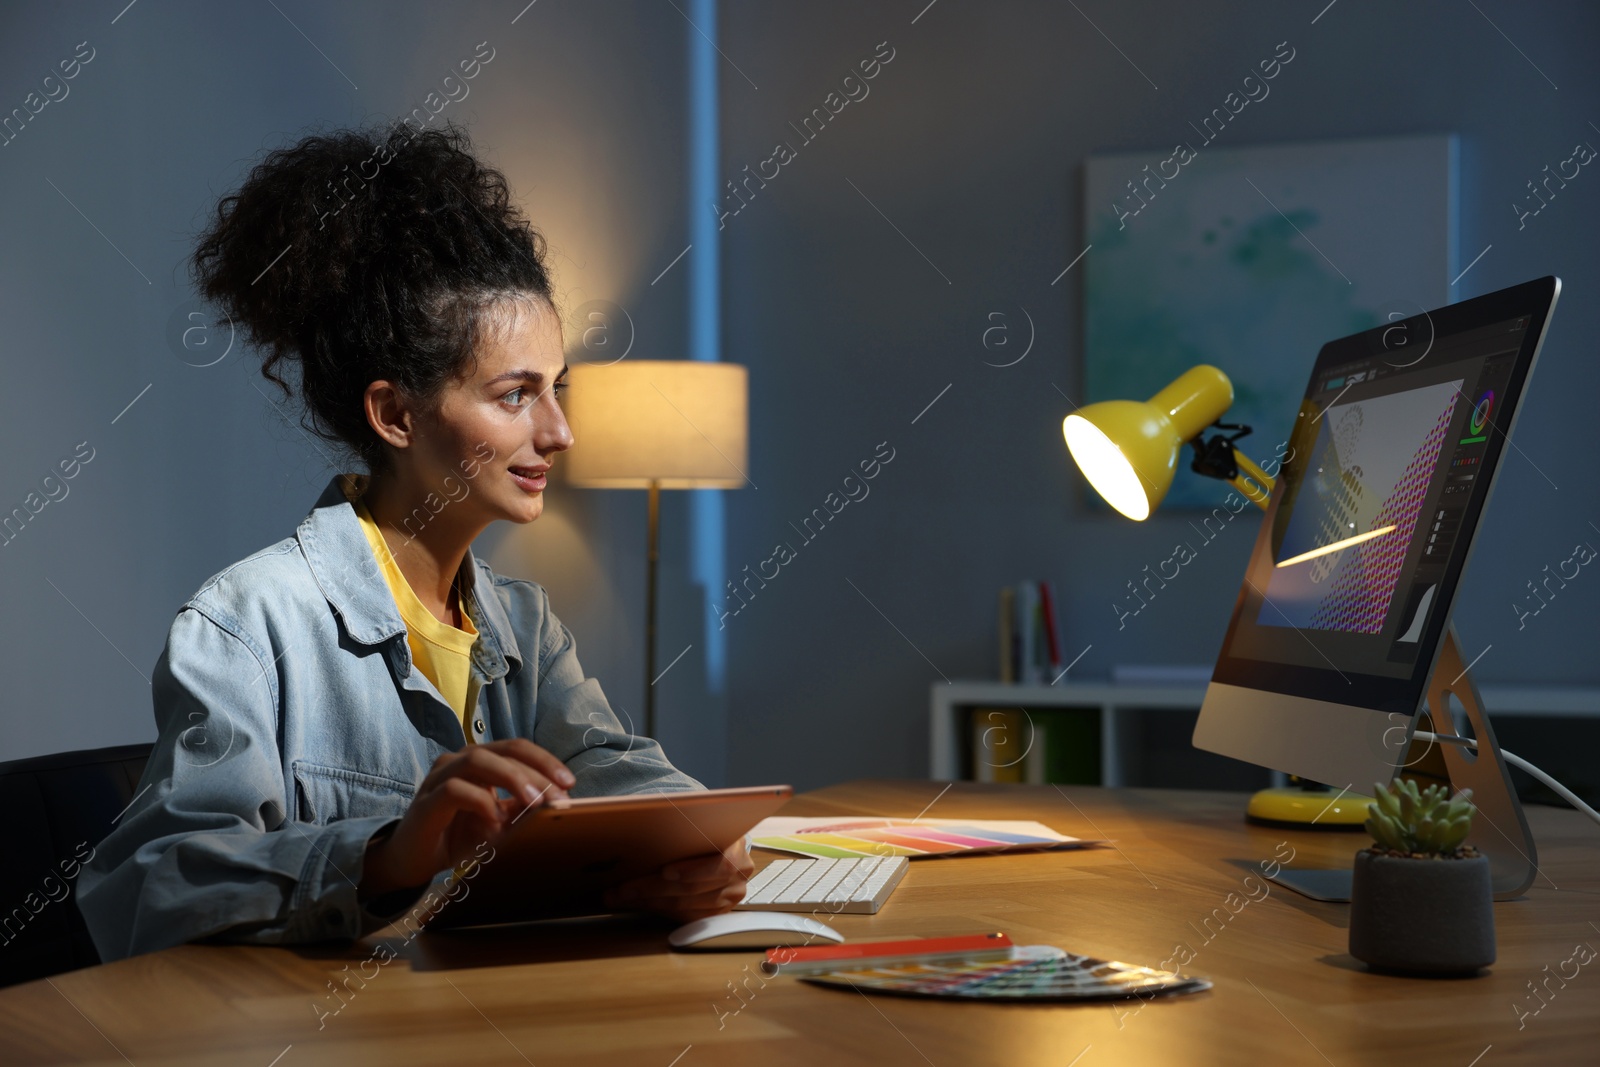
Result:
[297, 476, 522, 680]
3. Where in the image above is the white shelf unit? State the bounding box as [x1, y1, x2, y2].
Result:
[929, 680, 1600, 786]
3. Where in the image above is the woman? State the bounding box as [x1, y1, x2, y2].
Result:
[77, 123, 751, 961]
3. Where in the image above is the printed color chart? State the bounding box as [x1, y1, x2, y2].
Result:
[749, 817, 1091, 860]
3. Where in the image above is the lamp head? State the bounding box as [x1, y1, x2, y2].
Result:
[564, 360, 748, 489]
[1062, 364, 1234, 520]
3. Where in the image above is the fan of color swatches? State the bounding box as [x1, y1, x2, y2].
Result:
[750, 818, 1086, 861]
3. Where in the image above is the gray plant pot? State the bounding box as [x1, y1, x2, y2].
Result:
[1348, 849, 1495, 976]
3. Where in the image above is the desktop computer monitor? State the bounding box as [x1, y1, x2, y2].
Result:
[1193, 277, 1561, 800]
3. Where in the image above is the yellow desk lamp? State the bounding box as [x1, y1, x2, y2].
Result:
[1062, 364, 1369, 828]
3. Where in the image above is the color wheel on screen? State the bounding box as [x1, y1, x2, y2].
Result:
[1462, 389, 1493, 443]
[750, 818, 1084, 860]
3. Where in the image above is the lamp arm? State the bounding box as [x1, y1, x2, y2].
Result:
[1229, 449, 1274, 511]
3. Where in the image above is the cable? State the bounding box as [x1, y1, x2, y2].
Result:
[1413, 730, 1600, 829]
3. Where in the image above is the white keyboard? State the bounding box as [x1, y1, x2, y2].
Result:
[737, 856, 909, 914]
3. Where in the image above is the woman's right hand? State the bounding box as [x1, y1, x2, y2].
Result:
[359, 739, 576, 898]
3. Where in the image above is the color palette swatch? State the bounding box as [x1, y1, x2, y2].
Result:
[749, 817, 1091, 860]
[803, 944, 1212, 1002]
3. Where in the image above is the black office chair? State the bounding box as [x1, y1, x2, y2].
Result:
[0, 743, 151, 989]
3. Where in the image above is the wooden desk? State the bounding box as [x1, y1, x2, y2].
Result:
[3, 782, 1597, 1065]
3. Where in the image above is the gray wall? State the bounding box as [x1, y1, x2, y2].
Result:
[0, 1, 722, 778]
[3, 2, 1597, 797]
[715, 0, 1600, 790]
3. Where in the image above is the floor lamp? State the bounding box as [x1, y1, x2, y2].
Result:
[563, 360, 748, 738]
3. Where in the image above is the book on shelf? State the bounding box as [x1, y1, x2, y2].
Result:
[969, 706, 1100, 785]
[998, 586, 1015, 684]
[972, 708, 1027, 783]
[997, 580, 1062, 685]
[1038, 580, 1061, 678]
[1019, 582, 1040, 684]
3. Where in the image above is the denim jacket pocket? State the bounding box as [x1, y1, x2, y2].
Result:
[291, 760, 417, 825]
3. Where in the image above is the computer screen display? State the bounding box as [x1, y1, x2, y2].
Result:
[1209, 277, 1559, 715]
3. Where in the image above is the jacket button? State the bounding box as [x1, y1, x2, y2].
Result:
[473, 718, 485, 735]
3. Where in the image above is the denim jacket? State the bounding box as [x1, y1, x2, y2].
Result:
[77, 477, 702, 962]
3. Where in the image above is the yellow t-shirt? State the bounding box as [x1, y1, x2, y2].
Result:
[351, 494, 482, 742]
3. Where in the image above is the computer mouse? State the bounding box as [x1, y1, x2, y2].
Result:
[668, 911, 846, 951]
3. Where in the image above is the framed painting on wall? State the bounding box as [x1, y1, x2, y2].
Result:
[1082, 135, 1457, 509]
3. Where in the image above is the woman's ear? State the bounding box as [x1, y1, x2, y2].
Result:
[364, 381, 415, 450]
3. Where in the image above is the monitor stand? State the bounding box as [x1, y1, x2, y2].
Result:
[1269, 623, 1539, 903]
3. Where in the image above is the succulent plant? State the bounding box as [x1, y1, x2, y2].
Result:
[1365, 778, 1476, 855]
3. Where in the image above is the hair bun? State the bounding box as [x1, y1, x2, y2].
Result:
[191, 121, 553, 470]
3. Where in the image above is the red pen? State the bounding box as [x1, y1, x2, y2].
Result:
[763, 932, 1014, 976]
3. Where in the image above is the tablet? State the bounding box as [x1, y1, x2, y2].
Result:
[426, 784, 793, 929]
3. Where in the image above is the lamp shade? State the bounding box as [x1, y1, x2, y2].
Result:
[1062, 364, 1233, 520]
[564, 360, 748, 489]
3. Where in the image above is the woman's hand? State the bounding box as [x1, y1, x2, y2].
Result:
[359, 739, 575, 899]
[602, 838, 755, 923]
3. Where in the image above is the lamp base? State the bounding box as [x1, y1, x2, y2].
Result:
[1244, 785, 1371, 829]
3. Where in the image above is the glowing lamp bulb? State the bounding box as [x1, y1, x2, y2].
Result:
[1063, 414, 1150, 521]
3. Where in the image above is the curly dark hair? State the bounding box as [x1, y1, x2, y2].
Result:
[192, 121, 555, 470]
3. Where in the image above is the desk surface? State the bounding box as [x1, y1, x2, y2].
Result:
[3, 781, 1597, 1066]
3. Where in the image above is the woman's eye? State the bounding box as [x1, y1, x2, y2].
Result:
[503, 381, 565, 410]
